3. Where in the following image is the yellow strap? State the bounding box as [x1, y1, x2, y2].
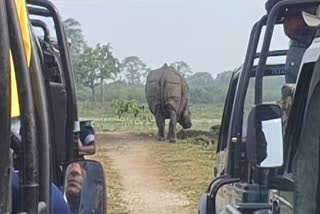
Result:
[10, 0, 32, 117]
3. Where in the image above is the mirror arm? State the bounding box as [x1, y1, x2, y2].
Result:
[208, 177, 240, 212]
[268, 175, 294, 191]
[206, 175, 228, 193]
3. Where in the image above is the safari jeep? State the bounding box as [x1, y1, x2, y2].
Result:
[0, 0, 106, 213]
[199, 0, 320, 213]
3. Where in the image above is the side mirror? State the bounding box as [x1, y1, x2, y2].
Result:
[246, 104, 284, 168]
[78, 120, 96, 156]
[64, 160, 106, 214]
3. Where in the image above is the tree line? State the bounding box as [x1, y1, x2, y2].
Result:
[66, 18, 282, 105]
[64, 18, 198, 103]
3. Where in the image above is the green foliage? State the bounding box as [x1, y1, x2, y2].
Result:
[214, 70, 233, 87]
[95, 44, 121, 102]
[121, 56, 148, 85]
[111, 100, 128, 119]
[77, 81, 146, 103]
[111, 99, 153, 126]
[170, 61, 192, 78]
[63, 18, 86, 56]
[77, 70, 231, 106]
[63, 18, 86, 87]
[79, 101, 222, 132]
[76, 44, 121, 101]
[104, 82, 146, 102]
[95, 44, 120, 81]
[187, 71, 230, 104]
[188, 72, 214, 87]
[190, 86, 227, 104]
[77, 46, 99, 101]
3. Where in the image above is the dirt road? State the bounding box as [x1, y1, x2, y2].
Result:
[93, 132, 215, 214]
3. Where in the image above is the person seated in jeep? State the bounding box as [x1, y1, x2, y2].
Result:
[283, 6, 316, 83]
[10, 118, 71, 214]
[12, 171, 71, 214]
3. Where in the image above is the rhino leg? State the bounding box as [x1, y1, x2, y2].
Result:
[167, 110, 177, 143]
[155, 113, 165, 141]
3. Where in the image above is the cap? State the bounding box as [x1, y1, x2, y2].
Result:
[302, 6, 320, 27]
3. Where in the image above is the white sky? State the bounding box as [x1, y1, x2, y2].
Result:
[50, 0, 289, 77]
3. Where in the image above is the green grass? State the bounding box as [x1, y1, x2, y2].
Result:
[148, 141, 216, 213]
[78, 102, 224, 132]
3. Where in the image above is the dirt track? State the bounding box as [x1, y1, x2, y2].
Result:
[95, 132, 193, 214]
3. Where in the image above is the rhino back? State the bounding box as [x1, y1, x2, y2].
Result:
[162, 68, 188, 115]
[146, 66, 189, 115]
[145, 69, 165, 114]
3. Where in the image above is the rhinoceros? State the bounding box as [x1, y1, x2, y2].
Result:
[145, 64, 192, 142]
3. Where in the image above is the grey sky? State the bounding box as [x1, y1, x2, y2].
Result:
[51, 0, 288, 77]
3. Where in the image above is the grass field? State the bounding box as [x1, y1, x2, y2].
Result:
[79, 102, 224, 132]
[148, 142, 216, 209]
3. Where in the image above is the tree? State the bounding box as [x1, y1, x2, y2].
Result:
[188, 72, 214, 88]
[95, 43, 121, 103]
[78, 47, 99, 101]
[120, 56, 147, 85]
[170, 61, 192, 78]
[63, 18, 87, 88]
[63, 18, 86, 56]
[214, 70, 233, 86]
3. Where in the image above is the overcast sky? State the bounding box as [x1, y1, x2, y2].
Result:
[51, 0, 288, 77]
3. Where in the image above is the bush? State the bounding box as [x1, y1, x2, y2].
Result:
[111, 99, 153, 125]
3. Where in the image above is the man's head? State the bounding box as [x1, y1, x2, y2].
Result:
[265, 0, 281, 14]
[284, 6, 316, 45]
[65, 162, 87, 199]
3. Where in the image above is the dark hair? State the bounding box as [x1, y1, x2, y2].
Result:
[265, 0, 281, 13]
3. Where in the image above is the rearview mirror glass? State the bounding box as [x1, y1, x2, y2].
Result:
[246, 104, 284, 168]
[257, 117, 283, 167]
[64, 160, 106, 214]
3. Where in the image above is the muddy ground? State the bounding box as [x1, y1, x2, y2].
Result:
[91, 131, 216, 214]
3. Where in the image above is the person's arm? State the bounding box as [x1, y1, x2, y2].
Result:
[12, 172, 71, 214]
[51, 184, 71, 214]
[78, 141, 95, 155]
[78, 128, 96, 155]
